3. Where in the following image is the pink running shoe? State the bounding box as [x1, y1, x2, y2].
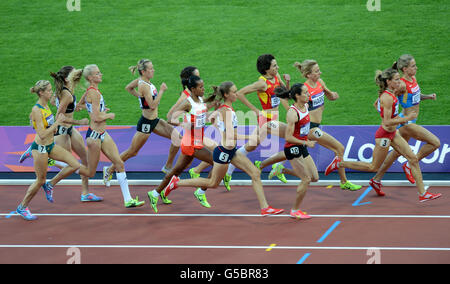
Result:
[325, 156, 341, 176]
[164, 175, 180, 197]
[261, 206, 284, 216]
[369, 178, 385, 196]
[290, 209, 311, 220]
[402, 163, 416, 184]
[419, 191, 442, 202]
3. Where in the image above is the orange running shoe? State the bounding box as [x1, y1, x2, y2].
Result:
[325, 156, 341, 176]
[261, 206, 284, 216]
[290, 209, 311, 220]
[402, 163, 416, 184]
[419, 191, 442, 202]
[369, 178, 385, 196]
[164, 175, 180, 197]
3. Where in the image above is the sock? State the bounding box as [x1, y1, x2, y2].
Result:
[152, 189, 159, 197]
[54, 161, 68, 168]
[116, 172, 132, 202]
[227, 146, 249, 175]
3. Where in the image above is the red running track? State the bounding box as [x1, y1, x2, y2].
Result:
[0, 183, 448, 264]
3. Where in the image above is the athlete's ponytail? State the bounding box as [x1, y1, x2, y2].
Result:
[275, 83, 305, 102]
[293, 60, 317, 78]
[129, 59, 151, 76]
[392, 54, 414, 73]
[204, 81, 234, 103]
[50, 66, 75, 99]
[30, 80, 51, 96]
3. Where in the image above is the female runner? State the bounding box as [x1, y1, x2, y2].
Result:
[79, 64, 145, 208]
[102, 59, 180, 189]
[369, 55, 440, 194]
[274, 83, 318, 219]
[325, 68, 441, 202]
[16, 80, 87, 220]
[224, 54, 291, 190]
[290, 59, 361, 191]
[161, 81, 284, 216]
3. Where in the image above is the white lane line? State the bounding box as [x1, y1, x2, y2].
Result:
[0, 244, 449, 251]
[1, 213, 450, 218]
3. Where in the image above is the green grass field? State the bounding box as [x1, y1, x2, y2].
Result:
[0, 0, 448, 126]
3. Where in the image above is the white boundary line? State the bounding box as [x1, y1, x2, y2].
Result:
[1, 179, 449, 186]
[2, 213, 450, 218]
[0, 244, 448, 251]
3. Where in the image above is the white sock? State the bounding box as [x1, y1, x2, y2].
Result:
[152, 189, 159, 197]
[227, 146, 248, 175]
[54, 161, 68, 168]
[116, 172, 132, 202]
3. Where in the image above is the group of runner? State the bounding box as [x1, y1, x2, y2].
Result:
[16, 53, 441, 221]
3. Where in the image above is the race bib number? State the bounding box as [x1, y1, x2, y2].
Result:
[300, 124, 310, 136]
[37, 144, 47, 153]
[412, 92, 421, 105]
[290, 147, 300, 155]
[218, 152, 230, 162]
[379, 138, 390, 148]
[195, 113, 206, 128]
[311, 93, 325, 108]
[141, 123, 151, 133]
[271, 96, 280, 107]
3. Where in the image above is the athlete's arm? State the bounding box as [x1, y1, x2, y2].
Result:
[236, 79, 267, 115]
[87, 90, 114, 123]
[319, 79, 339, 101]
[125, 79, 140, 98]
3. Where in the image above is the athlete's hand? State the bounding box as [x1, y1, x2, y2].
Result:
[330, 92, 339, 100]
[430, 93, 437, 100]
[406, 111, 417, 121]
[283, 74, 291, 83]
[160, 83, 168, 92]
[305, 140, 316, 148]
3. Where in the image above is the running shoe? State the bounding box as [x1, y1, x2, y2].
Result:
[81, 193, 103, 202]
[125, 196, 145, 208]
[160, 189, 172, 204]
[103, 166, 113, 187]
[254, 160, 262, 171]
[16, 205, 37, 221]
[164, 175, 180, 197]
[19, 146, 32, 163]
[147, 190, 159, 213]
[161, 166, 172, 175]
[223, 173, 232, 191]
[290, 209, 311, 220]
[194, 188, 211, 208]
[402, 163, 416, 184]
[189, 168, 200, 179]
[340, 181, 362, 191]
[419, 191, 442, 202]
[369, 178, 385, 196]
[261, 206, 284, 216]
[268, 163, 287, 183]
[42, 181, 54, 203]
[325, 156, 341, 176]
